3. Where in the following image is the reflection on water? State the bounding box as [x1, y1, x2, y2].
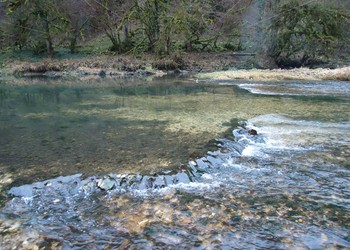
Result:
[0, 77, 350, 249]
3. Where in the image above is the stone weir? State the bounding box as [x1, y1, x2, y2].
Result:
[8, 123, 263, 199]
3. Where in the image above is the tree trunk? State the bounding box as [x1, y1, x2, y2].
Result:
[70, 36, 77, 54]
[70, 18, 89, 54]
[44, 16, 54, 57]
[46, 39, 54, 58]
[147, 0, 160, 51]
[106, 30, 120, 52]
[124, 24, 129, 44]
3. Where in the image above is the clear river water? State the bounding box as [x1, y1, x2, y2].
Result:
[0, 75, 349, 249]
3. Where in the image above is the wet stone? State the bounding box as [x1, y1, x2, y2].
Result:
[164, 175, 175, 186]
[173, 172, 191, 184]
[188, 161, 201, 177]
[127, 175, 142, 188]
[196, 158, 210, 170]
[153, 176, 166, 188]
[248, 129, 258, 136]
[80, 178, 98, 193]
[206, 155, 224, 167]
[187, 166, 199, 178]
[138, 176, 155, 190]
[119, 175, 129, 187]
[97, 176, 117, 190]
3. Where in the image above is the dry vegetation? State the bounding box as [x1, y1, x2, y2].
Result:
[2, 52, 252, 77]
[198, 67, 350, 82]
[2, 51, 349, 82]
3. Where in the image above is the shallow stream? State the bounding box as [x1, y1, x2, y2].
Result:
[0, 76, 349, 249]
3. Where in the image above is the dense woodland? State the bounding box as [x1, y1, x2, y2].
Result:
[0, 0, 349, 68]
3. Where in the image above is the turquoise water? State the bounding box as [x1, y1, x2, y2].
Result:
[0, 76, 349, 249]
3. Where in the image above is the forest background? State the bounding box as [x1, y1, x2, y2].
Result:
[0, 0, 350, 73]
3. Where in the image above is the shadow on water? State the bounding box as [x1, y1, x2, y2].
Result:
[0, 78, 230, 191]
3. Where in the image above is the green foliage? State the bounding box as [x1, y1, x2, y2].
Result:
[1, 1, 29, 50]
[130, 0, 248, 55]
[174, 0, 213, 51]
[131, 0, 166, 53]
[2, 0, 69, 56]
[0, 0, 258, 58]
[268, 0, 350, 68]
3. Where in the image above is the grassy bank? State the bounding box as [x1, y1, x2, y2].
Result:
[1, 49, 350, 81]
[198, 67, 350, 82]
[0, 52, 255, 78]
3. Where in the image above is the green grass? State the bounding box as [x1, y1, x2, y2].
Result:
[0, 48, 86, 63]
[79, 35, 113, 55]
[0, 49, 44, 62]
[0, 35, 113, 63]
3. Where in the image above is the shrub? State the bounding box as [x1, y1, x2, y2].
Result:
[268, 0, 350, 68]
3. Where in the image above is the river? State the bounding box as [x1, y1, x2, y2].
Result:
[0, 76, 349, 249]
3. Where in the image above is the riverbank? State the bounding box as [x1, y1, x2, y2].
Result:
[0, 52, 255, 78]
[1, 52, 349, 82]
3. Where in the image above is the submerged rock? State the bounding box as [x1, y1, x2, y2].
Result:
[98, 70, 106, 78]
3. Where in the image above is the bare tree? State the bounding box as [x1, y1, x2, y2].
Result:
[58, 0, 90, 53]
[87, 0, 133, 53]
